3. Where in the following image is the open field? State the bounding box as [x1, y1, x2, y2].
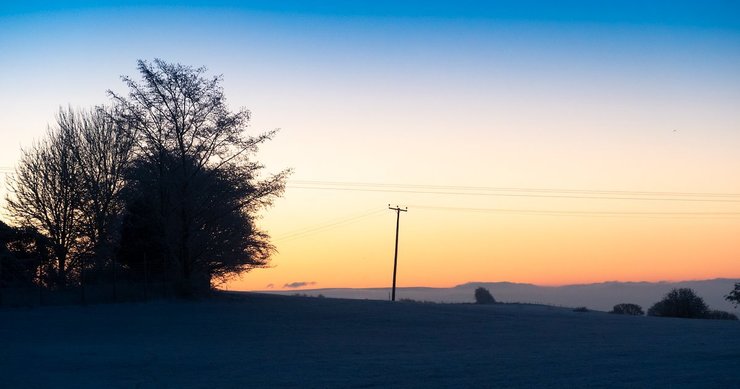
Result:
[2, 293, 739, 388]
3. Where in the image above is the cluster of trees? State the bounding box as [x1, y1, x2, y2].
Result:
[470, 286, 740, 318]
[1, 59, 288, 298]
[610, 288, 738, 320]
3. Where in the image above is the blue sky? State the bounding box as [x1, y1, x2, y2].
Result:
[2, 1, 740, 29]
[1, 1, 740, 288]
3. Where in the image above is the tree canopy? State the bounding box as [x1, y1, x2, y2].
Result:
[647, 288, 709, 319]
[3, 59, 288, 297]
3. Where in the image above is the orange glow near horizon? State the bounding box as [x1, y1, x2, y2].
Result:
[221, 90, 740, 291]
[225, 187, 740, 291]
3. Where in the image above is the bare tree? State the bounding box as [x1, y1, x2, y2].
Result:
[5, 120, 83, 287]
[5, 106, 134, 287]
[60, 106, 135, 273]
[110, 59, 289, 294]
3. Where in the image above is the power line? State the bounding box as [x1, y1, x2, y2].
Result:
[290, 180, 740, 198]
[407, 205, 740, 219]
[277, 208, 386, 242]
[278, 208, 384, 240]
[274, 204, 738, 245]
[288, 185, 740, 203]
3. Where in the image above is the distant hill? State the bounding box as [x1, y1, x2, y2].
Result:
[261, 278, 740, 313]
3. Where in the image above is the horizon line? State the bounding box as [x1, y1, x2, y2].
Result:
[240, 277, 740, 292]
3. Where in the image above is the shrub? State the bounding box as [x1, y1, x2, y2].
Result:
[706, 310, 739, 321]
[474, 287, 496, 304]
[573, 307, 589, 312]
[610, 303, 644, 316]
[647, 288, 709, 319]
[399, 298, 436, 304]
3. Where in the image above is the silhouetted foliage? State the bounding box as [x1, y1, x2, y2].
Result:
[474, 287, 496, 304]
[399, 298, 437, 304]
[647, 288, 710, 319]
[5, 107, 135, 289]
[706, 310, 738, 321]
[116, 195, 167, 281]
[572, 306, 589, 312]
[726, 283, 740, 308]
[118, 155, 278, 291]
[610, 303, 644, 316]
[2, 59, 288, 302]
[63, 106, 135, 273]
[0, 221, 51, 288]
[109, 59, 289, 295]
[6, 119, 84, 288]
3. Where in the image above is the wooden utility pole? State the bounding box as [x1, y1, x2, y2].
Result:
[389, 205, 407, 301]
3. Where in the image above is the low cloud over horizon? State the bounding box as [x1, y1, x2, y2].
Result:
[284, 281, 317, 289]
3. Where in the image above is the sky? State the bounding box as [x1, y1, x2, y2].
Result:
[1, 1, 739, 290]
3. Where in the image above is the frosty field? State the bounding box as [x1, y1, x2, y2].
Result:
[2, 293, 739, 388]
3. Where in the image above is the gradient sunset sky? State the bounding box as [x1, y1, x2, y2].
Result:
[1, 1, 739, 290]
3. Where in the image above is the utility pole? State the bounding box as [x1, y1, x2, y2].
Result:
[389, 204, 407, 301]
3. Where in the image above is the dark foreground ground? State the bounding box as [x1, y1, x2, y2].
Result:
[1, 293, 739, 388]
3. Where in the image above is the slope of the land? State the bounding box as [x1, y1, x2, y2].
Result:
[266, 278, 740, 313]
[2, 293, 739, 388]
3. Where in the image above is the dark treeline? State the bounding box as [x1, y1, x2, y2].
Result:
[1, 59, 288, 303]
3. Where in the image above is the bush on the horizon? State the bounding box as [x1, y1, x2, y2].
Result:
[706, 310, 738, 321]
[610, 303, 644, 316]
[647, 288, 709, 319]
[399, 298, 437, 304]
[474, 287, 496, 304]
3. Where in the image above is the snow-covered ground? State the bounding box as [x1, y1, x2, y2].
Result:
[2, 293, 739, 388]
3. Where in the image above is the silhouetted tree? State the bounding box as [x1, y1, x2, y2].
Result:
[609, 303, 644, 316]
[5, 120, 84, 288]
[109, 59, 288, 294]
[647, 288, 709, 319]
[118, 156, 277, 287]
[474, 287, 496, 304]
[6, 107, 135, 288]
[61, 106, 135, 276]
[4, 59, 287, 300]
[726, 283, 740, 308]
